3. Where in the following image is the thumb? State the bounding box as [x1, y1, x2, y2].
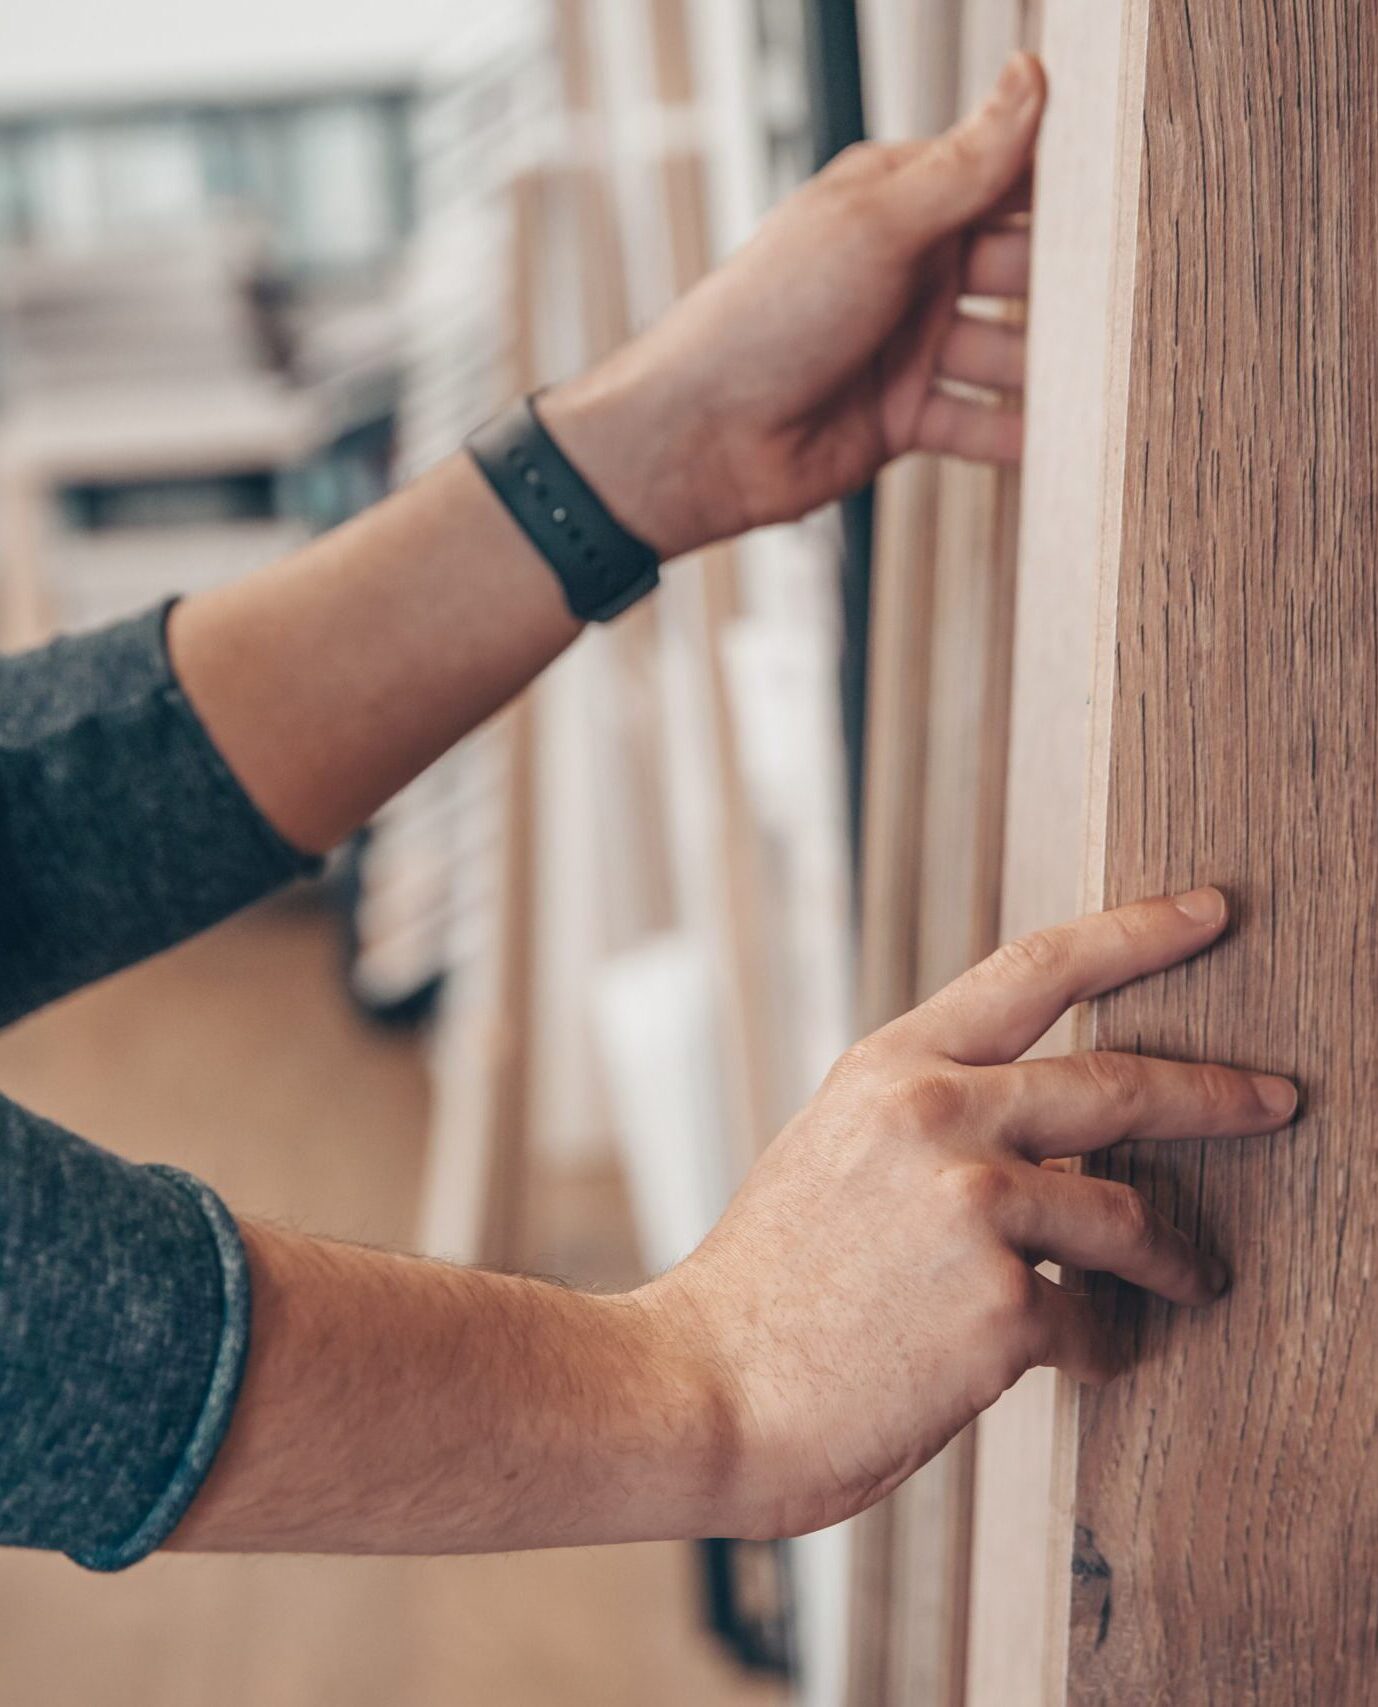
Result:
[892, 52, 1045, 244]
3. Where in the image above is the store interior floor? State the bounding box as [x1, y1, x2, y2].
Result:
[0, 884, 783, 1707]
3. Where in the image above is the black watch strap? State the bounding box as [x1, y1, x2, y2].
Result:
[466, 394, 660, 623]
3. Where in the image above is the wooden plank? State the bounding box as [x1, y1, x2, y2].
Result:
[0, 460, 55, 650]
[849, 0, 1032, 1698]
[641, 0, 782, 1170]
[848, 4, 965, 1699]
[856, 457, 941, 1036]
[913, 468, 1020, 995]
[1065, 2, 1378, 1699]
[473, 169, 545, 1268]
[964, 3, 1150, 1703]
[555, 0, 679, 949]
[914, 0, 1036, 1004]
[419, 170, 548, 1270]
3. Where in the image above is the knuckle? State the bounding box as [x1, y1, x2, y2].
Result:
[1106, 1182, 1157, 1252]
[1104, 903, 1148, 947]
[1193, 1063, 1238, 1120]
[1082, 1051, 1144, 1114]
[992, 927, 1071, 987]
[934, 125, 984, 176]
[891, 1068, 972, 1133]
[824, 1038, 885, 1093]
[824, 140, 884, 188]
[946, 1161, 1015, 1226]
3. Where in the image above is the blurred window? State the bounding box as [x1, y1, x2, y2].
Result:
[0, 91, 415, 284]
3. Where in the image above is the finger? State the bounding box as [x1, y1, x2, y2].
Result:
[964, 228, 1031, 296]
[887, 53, 1046, 247]
[984, 1051, 1299, 1158]
[912, 888, 1230, 1066]
[936, 317, 1026, 391]
[1015, 1169, 1229, 1308]
[1028, 1274, 1120, 1385]
[916, 388, 1023, 464]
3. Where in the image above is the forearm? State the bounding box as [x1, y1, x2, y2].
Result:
[168, 452, 581, 856]
[164, 55, 1046, 861]
[168, 1220, 739, 1556]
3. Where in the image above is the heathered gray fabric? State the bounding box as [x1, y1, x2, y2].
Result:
[0, 602, 319, 1568]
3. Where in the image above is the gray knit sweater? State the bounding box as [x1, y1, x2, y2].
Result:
[0, 603, 320, 1569]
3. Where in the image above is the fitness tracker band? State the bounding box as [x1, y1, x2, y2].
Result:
[466, 394, 661, 623]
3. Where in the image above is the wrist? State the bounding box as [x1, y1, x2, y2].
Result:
[614, 1281, 747, 1538]
[540, 356, 738, 562]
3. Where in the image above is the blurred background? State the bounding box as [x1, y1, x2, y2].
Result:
[0, 0, 886, 1702]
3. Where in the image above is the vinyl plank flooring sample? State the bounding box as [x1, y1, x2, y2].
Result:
[1071, 2, 1378, 1700]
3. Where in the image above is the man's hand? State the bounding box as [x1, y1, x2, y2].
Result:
[544, 51, 1045, 560]
[171, 889, 1295, 1560]
[642, 887, 1297, 1540]
[171, 54, 1041, 854]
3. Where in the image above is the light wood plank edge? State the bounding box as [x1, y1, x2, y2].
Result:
[857, 455, 941, 1034]
[474, 170, 547, 1267]
[644, 5, 783, 1169]
[963, 3, 1153, 1704]
[849, 2, 1021, 1698]
[558, 0, 681, 948]
[416, 171, 546, 1269]
[846, 447, 942, 1700]
[1075, 0, 1152, 928]
[880, 3, 1031, 1697]
[1044, 5, 1150, 1691]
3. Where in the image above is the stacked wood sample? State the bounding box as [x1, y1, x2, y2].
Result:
[853, 1, 1378, 1703]
[850, 2, 1030, 1701]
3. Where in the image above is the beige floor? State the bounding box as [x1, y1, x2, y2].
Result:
[0, 890, 784, 1707]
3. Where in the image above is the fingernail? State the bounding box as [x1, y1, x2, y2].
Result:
[1173, 885, 1226, 927]
[1252, 1074, 1298, 1120]
[1206, 1256, 1231, 1296]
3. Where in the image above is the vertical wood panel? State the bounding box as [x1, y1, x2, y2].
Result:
[850, 5, 983, 1699]
[857, 457, 940, 1036]
[852, 1, 1040, 1698]
[1073, 2, 1378, 1700]
[966, 3, 1150, 1703]
[648, 0, 781, 1169]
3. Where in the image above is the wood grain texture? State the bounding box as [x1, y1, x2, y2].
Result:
[1071, 2, 1378, 1701]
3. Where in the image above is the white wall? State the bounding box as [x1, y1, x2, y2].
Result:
[0, 0, 461, 110]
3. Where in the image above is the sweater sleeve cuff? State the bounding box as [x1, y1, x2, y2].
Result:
[67, 1169, 252, 1572]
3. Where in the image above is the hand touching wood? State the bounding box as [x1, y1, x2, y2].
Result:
[543, 52, 1045, 560]
[172, 54, 1043, 854]
[644, 886, 1297, 1540]
[174, 889, 1296, 1559]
